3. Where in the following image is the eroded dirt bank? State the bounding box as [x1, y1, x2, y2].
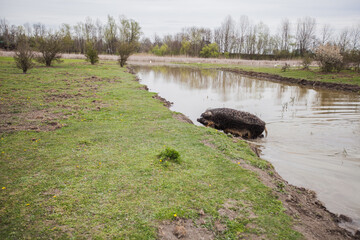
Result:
[221, 68, 360, 93]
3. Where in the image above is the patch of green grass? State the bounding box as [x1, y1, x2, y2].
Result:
[0, 57, 301, 239]
[180, 62, 360, 86]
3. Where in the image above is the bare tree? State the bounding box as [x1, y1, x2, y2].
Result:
[279, 18, 291, 52]
[255, 22, 270, 54]
[350, 24, 360, 50]
[0, 19, 17, 50]
[60, 23, 73, 53]
[245, 24, 257, 54]
[320, 24, 333, 45]
[296, 17, 316, 56]
[32, 23, 46, 38]
[219, 15, 236, 53]
[337, 28, 351, 52]
[95, 19, 104, 52]
[104, 15, 118, 54]
[237, 15, 250, 54]
[140, 37, 153, 53]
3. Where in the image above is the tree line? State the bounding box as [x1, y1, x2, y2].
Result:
[147, 16, 359, 59]
[1, 15, 359, 57]
[1, 15, 360, 73]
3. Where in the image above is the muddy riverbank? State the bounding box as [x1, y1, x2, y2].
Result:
[220, 68, 360, 93]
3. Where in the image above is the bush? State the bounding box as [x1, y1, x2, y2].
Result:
[343, 50, 360, 72]
[302, 54, 313, 70]
[281, 63, 290, 72]
[35, 33, 63, 66]
[151, 44, 169, 56]
[13, 36, 35, 74]
[85, 41, 99, 65]
[315, 44, 343, 72]
[117, 42, 137, 67]
[200, 43, 220, 58]
[157, 147, 181, 164]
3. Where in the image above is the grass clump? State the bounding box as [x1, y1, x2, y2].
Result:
[158, 147, 181, 164]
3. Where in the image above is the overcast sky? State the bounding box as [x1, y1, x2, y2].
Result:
[1, 0, 360, 38]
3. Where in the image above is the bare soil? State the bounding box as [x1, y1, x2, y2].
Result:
[0, 76, 107, 133]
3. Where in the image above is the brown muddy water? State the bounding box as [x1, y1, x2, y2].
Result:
[133, 65, 360, 232]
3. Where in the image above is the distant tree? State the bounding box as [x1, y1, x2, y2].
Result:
[151, 44, 168, 56]
[139, 37, 153, 53]
[237, 15, 250, 54]
[349, 50, 360, 72]
[117, 16, 141, 67]
[35, 32, 63, 66]
[219, 15, 236, 53]
[337, 28, 351, 53]
[85, 41, 99, 64]
[60, 23, 74, 53]
[280, 18, 291, 52]
[320, 24, 333, 45]
[315, 44, 343, 72]
[200, 43, 220, 58]
[13, 35, 35, 73]
[104, 15, 118, 54]
[296, 17, 316, 56]
[180, 40, 191, 56]
[350, 24, 360, 51]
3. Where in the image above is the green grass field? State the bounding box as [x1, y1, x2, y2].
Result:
[0, 57, 302, 239]
[180, 62, 360, 87]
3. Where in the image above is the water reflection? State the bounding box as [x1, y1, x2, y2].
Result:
[134, 65, 360, 231]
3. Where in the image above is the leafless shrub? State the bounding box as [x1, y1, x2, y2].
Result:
[13, 36, 35, 73]
[281, 63, 290, 72]
[35, 33, 63, 66]
[302, 54, 313, 70]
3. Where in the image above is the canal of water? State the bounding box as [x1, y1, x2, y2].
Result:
[133, 65, 360, 232]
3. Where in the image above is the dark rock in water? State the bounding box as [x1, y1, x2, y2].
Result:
[355, 230, 360, 239]
[339, 214, 353, 223]
[197, 108, 267, 139]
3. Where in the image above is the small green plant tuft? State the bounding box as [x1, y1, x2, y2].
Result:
[276, 181, 286, 192]
[157, 147, 181, 164]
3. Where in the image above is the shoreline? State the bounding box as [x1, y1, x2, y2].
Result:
[219, 68, 360, 93]
[130, 65, 360, 238]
